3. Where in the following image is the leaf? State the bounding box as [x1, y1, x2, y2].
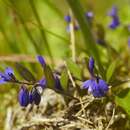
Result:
[15, 63, 36, 82]
[115, 88, 130, 116]
[111, 79, 130, 87]
[44, 65, 55, 89]
[60, 68, 69, 91]
[66, 59, 81, 79]
[106, 60, 117, 83]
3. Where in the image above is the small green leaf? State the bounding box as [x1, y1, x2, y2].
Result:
[111, 79, 130, 87]
[106, 60, 117, 83]
[60, 68, 69, 91]
[44, 65, 55, 89]
[115, 88, 130, 116]
[15, 63, 36, 82]
[66, 59, 81, 79]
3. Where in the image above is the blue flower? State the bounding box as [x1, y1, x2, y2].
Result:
[29, 88, 41, 105]
[18, 86, 29, 107]
[108, 6, 117, 17]
[64, 14, 80, 32]
[37, 55, 46, 67]
[82, 57, 109, 97]
[108, 6, 120, 29]
[85, 11, 93, 18]
[64, 15, 71, 23]
[109, 16, 120, 29]
[0, 67, 15, 84]
[82, 78, 108, 97]
[85, 11, 93, 24]
[39, 77, 46, 88]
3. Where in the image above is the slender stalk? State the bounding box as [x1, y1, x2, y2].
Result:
[14, 80, 35, 86]
[70, 21, 76, 62]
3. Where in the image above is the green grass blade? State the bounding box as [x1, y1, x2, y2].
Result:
[29, 0, 54, 64]
[7, 0, 40, 54]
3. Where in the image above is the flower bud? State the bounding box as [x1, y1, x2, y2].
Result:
[29, 88, 41, 105]
[18, 86, 29, 107]
[89, 57, 94, 76]
[64, 15, 71, 23]
[37, 55, 46, 67]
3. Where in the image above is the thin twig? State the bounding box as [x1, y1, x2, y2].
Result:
[105, 107, 115, 130]
[75, 98, 94, 116]
[76, 116, 93, 125]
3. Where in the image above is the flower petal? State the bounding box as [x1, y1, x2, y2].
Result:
[39, 78, 46, 88]
[82, 79, 92, 89]
[0, 79, 6, 84]
[5, 67, 14, 75]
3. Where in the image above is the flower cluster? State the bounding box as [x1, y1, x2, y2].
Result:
[18, 55, 62, 107]
[0, 67, 16, 84]
[0, 55, 109, 107]
[108, 6, 120, 29]
[82, 57, 109, 97]
[0, 55, 63, 107]
[64, 11, 93, 32]
[18, 85, 41, 107]
[64, 15, 79, 32]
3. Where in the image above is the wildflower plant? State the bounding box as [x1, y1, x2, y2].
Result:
[82, 57, 109, 97]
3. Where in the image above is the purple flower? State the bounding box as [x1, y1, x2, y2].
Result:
[109, 16, 120, 29]
[64, 15, 71, 23]
[0, 67, 15, 84]
[29, 88, 41, 105]
[18, 86, 29, 107]
[82, 57, 108, 97]
[39, 78, 46, 88]
[108, 6, 120, 29]
[64, 14, 79, 32]
[82, 78, 108, 97]
[108, 6, 117, 17]
[85, 11, 94, 24]
[86, 11, 94, 18]
[37, 55, 46, 67]
[88, 57, 94, 76]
